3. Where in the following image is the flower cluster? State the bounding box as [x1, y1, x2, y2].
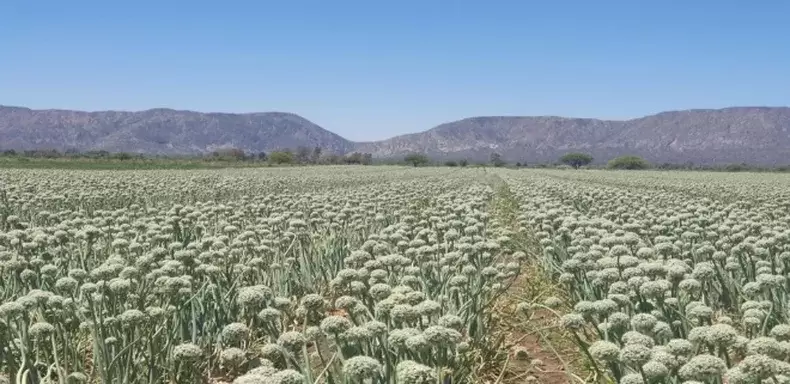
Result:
[0, 167, 523, 383]
[505, 169, 790, 384]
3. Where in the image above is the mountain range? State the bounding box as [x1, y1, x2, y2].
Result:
[2, 105, 790, 165]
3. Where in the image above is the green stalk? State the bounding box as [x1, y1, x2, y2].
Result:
[50, 336, 66, 384]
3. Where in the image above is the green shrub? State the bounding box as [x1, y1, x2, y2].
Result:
[404, 153, 429, 167]
[608, 155, 650, 170]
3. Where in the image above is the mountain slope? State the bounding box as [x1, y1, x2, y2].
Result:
[2, 105, 790, 165]
[0, 106, 353, 154]
[356, 107, 790, 165]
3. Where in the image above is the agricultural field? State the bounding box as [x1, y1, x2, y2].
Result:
[504, 170, 790, 384]
[0, 167, 526, 384]
[1, 166, 790, 384]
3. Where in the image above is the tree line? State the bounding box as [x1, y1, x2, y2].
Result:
[559, 152, 650, 170]
[4, 147, 788, 172]
[0, 147, 376, 165]
[207, 146, 376, 165]
[552, 152, 790, 171]
[405, 151, 651, 170]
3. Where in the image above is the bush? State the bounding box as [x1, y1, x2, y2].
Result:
[404, 153, 429, 167]
[268, 151, 295, 165]
[111, 152, 134, 161]
[608, 155, 650, 170]
[444, 160, 458, 167]
[724, 163, 749, 172]
[211, 148, 247, 161]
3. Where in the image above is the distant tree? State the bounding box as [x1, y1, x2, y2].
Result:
[324, 154, 343, 164]
[85, 150, 110, 159]
[64, 148, 80, 157]
[404, 153, 430, 167]
[345, 152, 364, 164]
[269, 150, 295, 165]
[256, 151, 267, 161]
[560, 153, 593, 169]
[490, 152, 505, 167]
[1, 149, 16, 157]
[211, 147, 247, 161]
[25, 149, 61, 158]
[362, 153, 373, 165]
[459, 159, 469, 167]
[658, 161, 695, 170]
[515, 162, 522, 167]
[295, 146, 311, 164]
[724, 163, 750, 172]
[111, 152, 133, 160]
[310, 147, 322, 164]
[444, 160, 458, 167]
[608, 155, 650, 170]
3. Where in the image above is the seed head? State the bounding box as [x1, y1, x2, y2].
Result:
[219, 347, 246, 368]
[271, 369, 304, 384]
[258, 307, 281, 323]
[619, 344, 652, 367]
[343, 356, 382, 380]
[172, 343, 202, 363]
[29, 322, 55, 340]
[320, 315, 353, 335]
[388, 328, 421, 349]
[221, 322, 250, 346]
[642, 360, 669, 380]
[396, 360, 438, 384]
[277, 331, 306, 353]
[589, 341, 620, 362]
[678, 354, 727, 381]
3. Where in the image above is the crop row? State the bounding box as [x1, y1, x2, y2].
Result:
[0, 167, 524, 384]
[505, 170, 790, 384]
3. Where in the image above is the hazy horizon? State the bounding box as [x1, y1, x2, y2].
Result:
[2, 1, 789, 141]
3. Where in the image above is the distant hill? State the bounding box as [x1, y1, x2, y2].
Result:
[2, 105, 790, 165]
[357, 107, 790, 165]
[0, 105, 353, 155]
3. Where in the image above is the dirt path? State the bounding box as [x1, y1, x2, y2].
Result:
[488, 178, 588, 384]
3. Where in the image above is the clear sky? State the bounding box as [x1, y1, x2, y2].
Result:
[1, 1, 789, 141]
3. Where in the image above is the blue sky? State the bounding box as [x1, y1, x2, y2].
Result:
[1, 1, 789, 141]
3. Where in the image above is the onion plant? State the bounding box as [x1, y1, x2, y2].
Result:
[0, 167, 524, 384]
